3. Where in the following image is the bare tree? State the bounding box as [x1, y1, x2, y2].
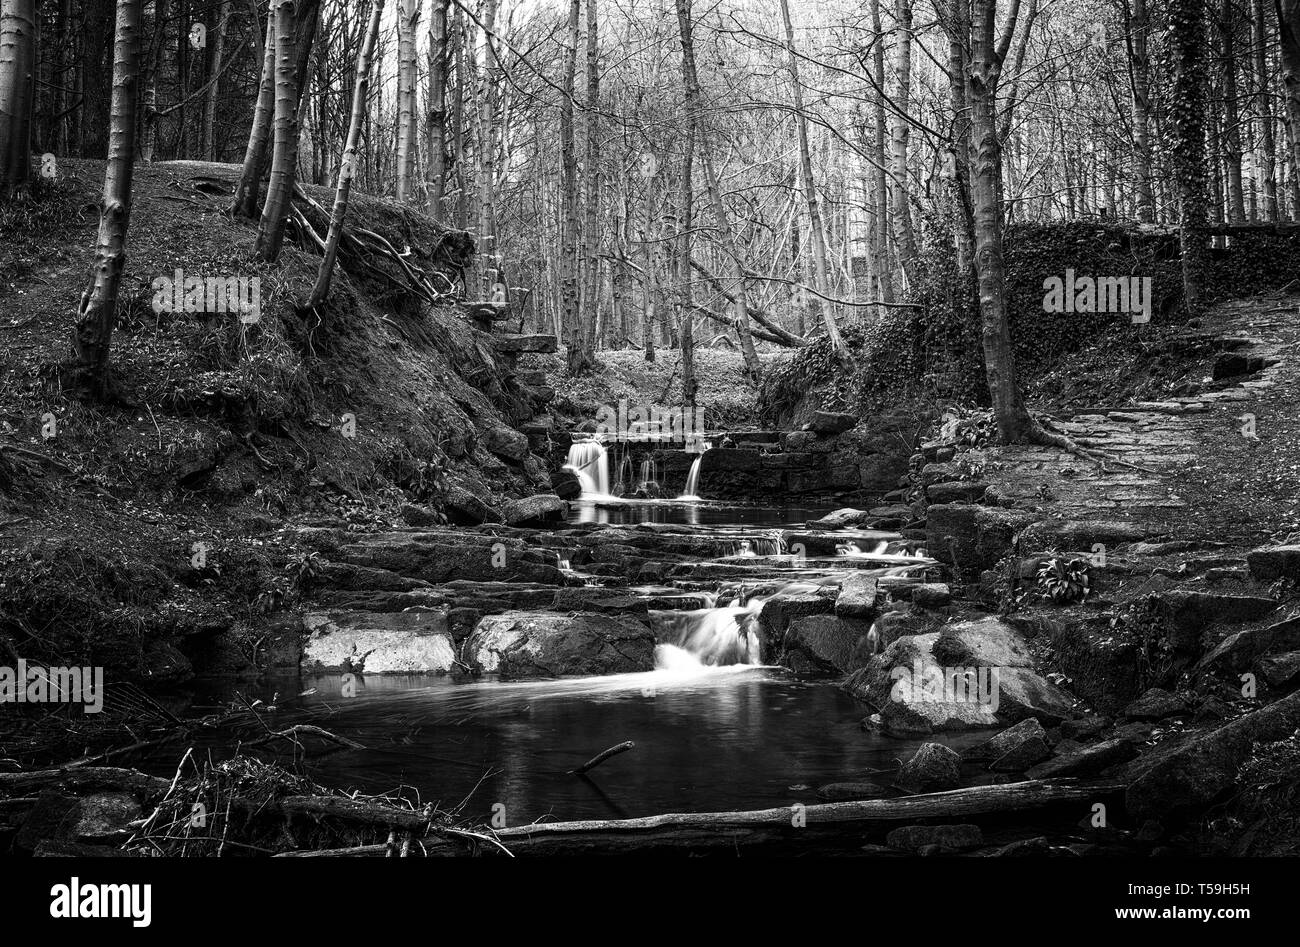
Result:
[0, 0, 36, 198]
[426, 0, 451, 214]
[308, 0, 384, 307]
[778, 0, 842, 349]
[256, 0, 301, 262]
[395, 0, 419, 202]
[234, 4, 277, 218]
[71, 0, 143, 399]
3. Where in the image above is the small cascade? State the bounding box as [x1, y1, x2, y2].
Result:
[733, 540, 756, 558]
[653, 600, 765, 667]
[679, 454, 705, 501]
[564, 440, 612, 500]
[638, 459, 658, 490]
[836, 540, 890, 557]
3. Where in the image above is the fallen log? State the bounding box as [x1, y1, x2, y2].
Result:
[487, 779, 1124, 855]
[278, 795, 427, 830]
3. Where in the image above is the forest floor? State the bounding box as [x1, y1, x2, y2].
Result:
[527, 348, 769, 430]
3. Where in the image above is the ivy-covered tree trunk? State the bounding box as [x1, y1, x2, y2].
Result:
[71, 0, 143, 400]
[1170, 0, 1210, 309]
[889, 0, 921, 290]
[425, 0, 450, 214]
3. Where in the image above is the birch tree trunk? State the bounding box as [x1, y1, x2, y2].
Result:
[778, 0, 842, 348]
[256, 0, 301, 263]
[889, 0, 921, 290]
[1277, 0, 1300, 216]
[0, 0, 36, 198]
[307, 0, 383, 308]
[476, 0, 499, 294]
[560, 0, 582, 369]
[233, 4, 276, 218]
[71, 0, 143, 400]
[395, 0, 418, 202]
[869, 0, 893, 304]
[576, 0, 602, 368]
[678, 108, 697, 406]
[426, 0, 450, 214]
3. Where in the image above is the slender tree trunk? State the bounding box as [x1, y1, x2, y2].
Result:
[778, 0, 842, 348]
[426, 0, 450, 214]
[202, 0, 231, 161]
[307, 0, 383, 308]
[967, 0, 1032, 442]
[577, 0, 601, 367]
[1252, 0, 1279, 219]
[641, 155, 657, 363]
[1219, 0, 1247, 220]
[233, 4, 276, 218]
[560, 0, 582, 368]
[1129, 0, 1157, 221]
[395, 0, 417, 202]
[475, 0, 498, 293]
[1172, 0, 1210, 308]
[869, 0, 893, 304]
[675, 0, 759, 381]
[256, 0, 300, 262]
[1277, 0, 1300, 217]
[889, 0, 920, 289]
[678, 109, 697, 405]
[71, 0, 143, 399]
[0, 0, 36, 197]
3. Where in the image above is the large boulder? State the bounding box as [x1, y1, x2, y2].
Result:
[302, 609, 455, 673]
[442, 481, 502, 525]
[885, 823, 983, 853]
[1125, 689, 1300, 822]
[895, 742, 962, 792]
[804, 410, 858, 435]
[1196, 616, 1300, 674]
[479, 422, 530, 462]
[1246, 545, 1300, 582]
[926, 504, 1036, 579]
[501, 493, 567, 526]
[464, 611, 655, 678]
[334, 531, 564, 585]
[1025, 738, 1137, 780]
[834, 574, 881, 619]
[780, 615, 877, 675]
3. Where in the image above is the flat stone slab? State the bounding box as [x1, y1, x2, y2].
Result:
[495, 333, 558, 353]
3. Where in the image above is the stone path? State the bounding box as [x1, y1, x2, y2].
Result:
[978, 293, 1300, 540]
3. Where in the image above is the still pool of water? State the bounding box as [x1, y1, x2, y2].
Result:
[155, 667, 984, 826]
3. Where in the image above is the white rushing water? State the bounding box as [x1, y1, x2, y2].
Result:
[564, 440, 612, 499]
[678, 454, 704, 500]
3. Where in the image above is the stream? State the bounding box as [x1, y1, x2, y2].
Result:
[149, 493, 980, 827]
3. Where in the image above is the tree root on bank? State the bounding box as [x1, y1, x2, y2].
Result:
[288, 185, 458, 309]
[1024, 416, 1161, 475]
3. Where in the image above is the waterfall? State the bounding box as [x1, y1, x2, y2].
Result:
[653, 600, 765, 667]
[639, 459, 657, 488]
[679, 455, 704, 500]
[564, 440, 612, 499]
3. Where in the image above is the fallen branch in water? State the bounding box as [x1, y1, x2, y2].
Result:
[570, 741, 634, 776]
[488, 779, 1125, 855]
[243, 725, 365, 752]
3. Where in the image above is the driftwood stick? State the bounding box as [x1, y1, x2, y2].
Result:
[570, 741, 634, 776]
[243, 724, 365, 751]
[490, 779, 1123, 854]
